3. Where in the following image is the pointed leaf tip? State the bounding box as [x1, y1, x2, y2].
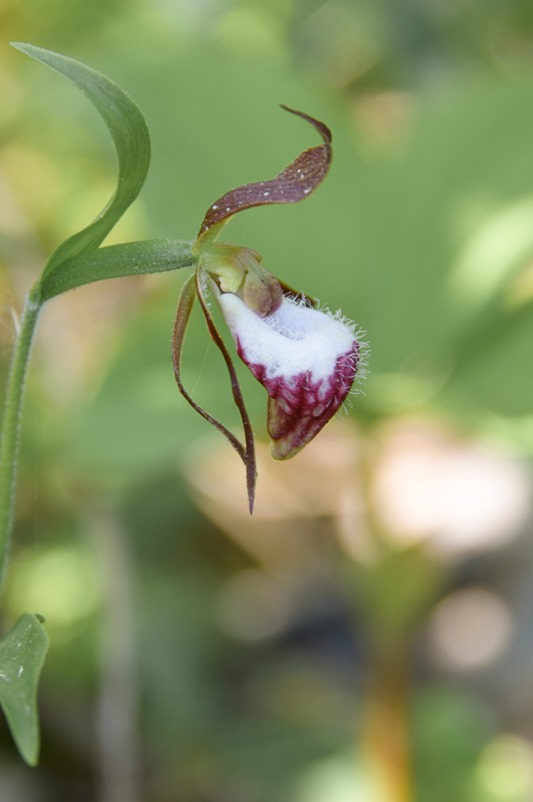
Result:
[198, 106, 333, 238]
[0, 614, 49, 765]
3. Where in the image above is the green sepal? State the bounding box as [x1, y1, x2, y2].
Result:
[0, 614, 49, 766]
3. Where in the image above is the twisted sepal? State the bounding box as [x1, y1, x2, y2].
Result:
[198, 106, 332, 240]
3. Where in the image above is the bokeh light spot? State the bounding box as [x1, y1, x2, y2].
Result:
[7, 545, 100, 629]
[477, 734, 533, 800]
[429, 587, 514, 671]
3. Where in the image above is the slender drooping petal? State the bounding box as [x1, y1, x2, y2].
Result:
[171, 274, 257, 512]
[215, 292, 361, 459]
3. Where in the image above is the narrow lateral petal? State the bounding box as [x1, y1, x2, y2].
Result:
[171, 275, 247, 465]
[195, 272, 257, 511]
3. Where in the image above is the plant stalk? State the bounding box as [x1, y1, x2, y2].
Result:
[0, 283, 42, 594]
[363, 649, 412, 802]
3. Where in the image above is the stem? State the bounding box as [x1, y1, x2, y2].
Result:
[0, 283, 42, 594]
[363, 650, 412, 802]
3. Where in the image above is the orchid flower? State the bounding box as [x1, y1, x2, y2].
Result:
[171, 106, 365, 512]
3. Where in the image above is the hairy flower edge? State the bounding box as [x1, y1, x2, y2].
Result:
[215, 292, 365, 459]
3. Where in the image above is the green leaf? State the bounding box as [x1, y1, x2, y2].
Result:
[11, 42, 151, 283]
[0, 613, 49, 766]
[39, 239, 195, 300]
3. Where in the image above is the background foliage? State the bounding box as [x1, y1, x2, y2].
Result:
[1, 1, 533, 801]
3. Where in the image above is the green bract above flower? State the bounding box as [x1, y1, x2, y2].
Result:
[171, 106, 364, 513]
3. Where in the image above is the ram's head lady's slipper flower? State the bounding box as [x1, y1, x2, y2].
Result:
[171, 106, 365, 512]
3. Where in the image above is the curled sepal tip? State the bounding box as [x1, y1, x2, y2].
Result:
[198, 105, 332, 239]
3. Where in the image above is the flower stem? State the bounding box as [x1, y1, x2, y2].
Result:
[0, 283, 42, 595]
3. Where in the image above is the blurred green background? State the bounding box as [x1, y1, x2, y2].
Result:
[1, 1, 533, 800]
